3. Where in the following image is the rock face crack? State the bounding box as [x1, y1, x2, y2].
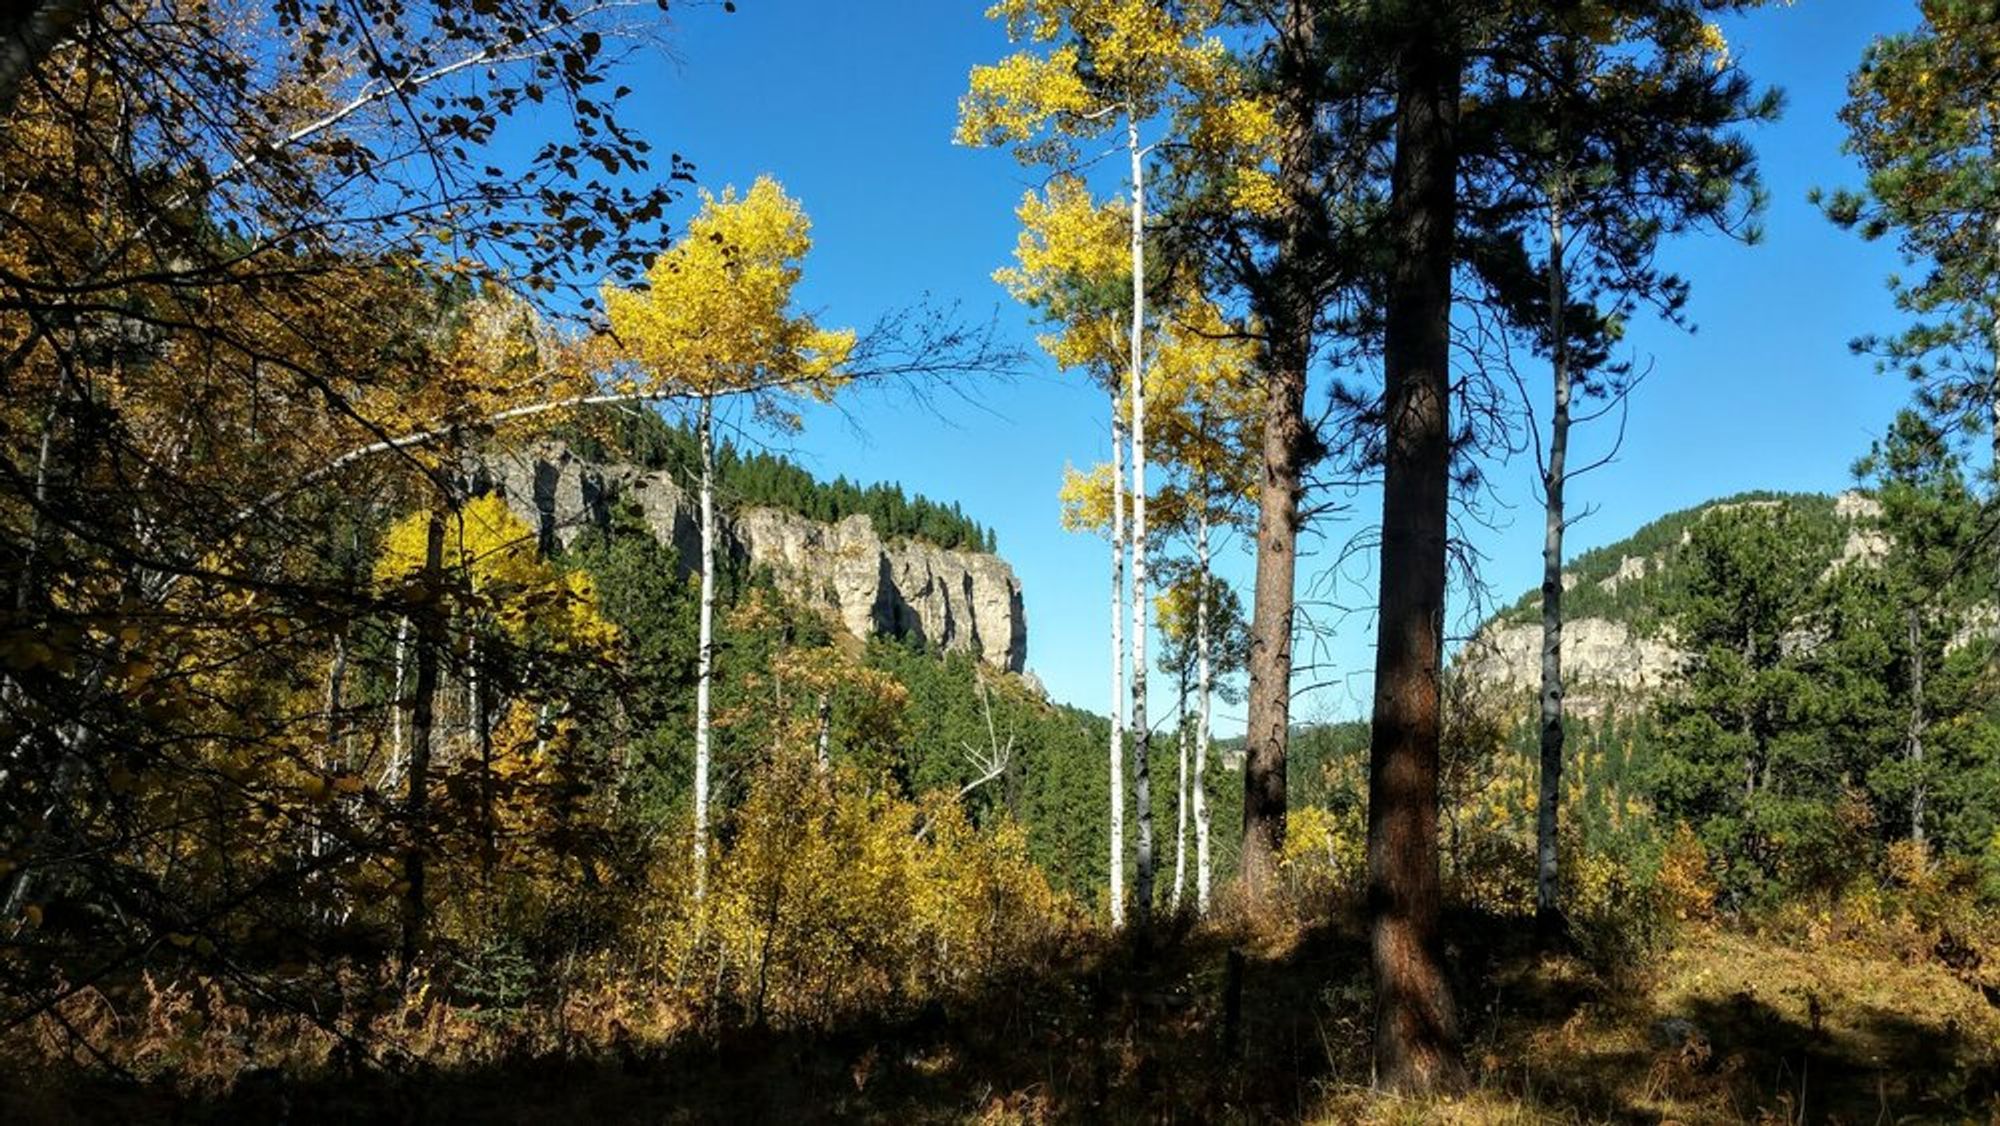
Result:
[483, 442, 1027, 673]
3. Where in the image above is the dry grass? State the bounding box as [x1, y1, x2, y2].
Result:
[3, 915, 1996, 1123]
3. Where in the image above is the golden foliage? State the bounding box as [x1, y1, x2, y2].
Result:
[602, 177, 854, 407]
[1277, 805, 1365, 907]
[1656, 823, 1718, 923]
[656, 754, 1065, 1028]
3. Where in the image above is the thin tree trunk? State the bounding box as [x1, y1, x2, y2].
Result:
[1172, 682, 1189, 915]
[1368, 9, 1465, 1093]
[385, 615, 410, 790]
[1126, 112, 1154, 930]
[1743, 629, 1758, 803]
[1109, 398, 1127, 928]
[814, 690, 832, 774]
[400, 507, 446, 983]
[319, 623, 349, 883]
[694, 395, 717, 901]
[471, 629, 496, 884]
[1239, 0, 1318, 904]
[1536, 191, 1570, 939]
[1907, 608, 1926, 848]
[1195, 503, 1213, 915]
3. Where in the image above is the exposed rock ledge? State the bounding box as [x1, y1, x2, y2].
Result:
[1453, 617, 1680, 719]
[475, 442, 1027, 674]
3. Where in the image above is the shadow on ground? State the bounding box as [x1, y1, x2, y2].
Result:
[11, 912, 1999, 1123]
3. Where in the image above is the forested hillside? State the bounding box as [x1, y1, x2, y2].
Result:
[1490, 491, 1845, 633]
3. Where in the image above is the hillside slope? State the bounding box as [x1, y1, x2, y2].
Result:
[1454, 491, 1877, 714]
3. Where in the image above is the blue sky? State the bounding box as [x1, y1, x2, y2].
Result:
[603, 0, 1925, 734]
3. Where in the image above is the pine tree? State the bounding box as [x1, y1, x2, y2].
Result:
[1651, 504, 1837, 897]
[1473, 1, 1775, 939]
[1821, 2, 2000, 529]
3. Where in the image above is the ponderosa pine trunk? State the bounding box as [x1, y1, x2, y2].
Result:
[1109, 398, 1128, 928]
[1536, 192, 1571, 939]
[1238, 0, 1318, 904]
[400, 506, 445, 983]
[1368, 7, 1466, 1094]
[694, 396, 717, 901]
[1126, 112, 1155, 931]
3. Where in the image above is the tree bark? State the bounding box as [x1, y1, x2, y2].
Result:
[385, 615, 410, 790]
[1368, 6, 1466, 1094]
[1238, 0, 1318, 904]
[470, 629, 496, 885]
[1109, 397, 1128, 929]
[1536, 191, 1570, 939]
[1195, 503, 1213, 915]
[814, 690, 832, 775]
[1172, 685, 1189, 914]
[400, 506, 446, 983]
[694, 395, 717, 900]
[1126, 113, 1155, 930]
[1907, 607, 1926, 848]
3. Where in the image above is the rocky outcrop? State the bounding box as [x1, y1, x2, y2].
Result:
[476, 442, 1027, 673]
[1453, 617, 1681, 718]
[1453, 489, 1942, 712]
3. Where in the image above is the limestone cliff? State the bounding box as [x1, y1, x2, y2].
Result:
[1454, 617, 1680, 718]
[476, 442, 1027, 673]
[1451, 490, 1863, 715]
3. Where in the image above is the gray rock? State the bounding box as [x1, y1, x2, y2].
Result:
[481, 442, 1027, 673]
[1454, 616, 1681, 718]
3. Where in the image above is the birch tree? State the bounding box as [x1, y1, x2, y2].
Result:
[1149, 298, 1260, 914]
[602, 177, 854, 898]
[962, 0, 1234, 928]
[1000, 177, 1133, 923]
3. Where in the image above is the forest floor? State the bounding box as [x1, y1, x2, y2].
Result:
[6, 911, 1998, 1124]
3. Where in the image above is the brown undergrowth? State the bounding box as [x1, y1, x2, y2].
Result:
[4, 896, 1996, 1124]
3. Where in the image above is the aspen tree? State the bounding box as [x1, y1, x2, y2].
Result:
[602, 178, 854, 898]
[963, 0, 1235, 928]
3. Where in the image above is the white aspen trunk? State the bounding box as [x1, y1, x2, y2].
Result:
[470, 629, 496, 883]
[384, 615, 410, 791]
[1171, 695, 1189, 914]
[814, 691, 832, 774]
[1194, 503, 1213, 916]
[467, 631, 479, 742]
[1126, 113, 1155, 928]
[1108, 399, 1127, 930]
[1537, 192, 1571, 928]
[318, 626, 349, 879]
[694, 395, 717, 901]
